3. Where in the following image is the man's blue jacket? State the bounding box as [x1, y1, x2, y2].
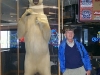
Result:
[58, 39, 92, 73]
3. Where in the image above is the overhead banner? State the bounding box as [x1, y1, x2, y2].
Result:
[79, 0, 100, 22]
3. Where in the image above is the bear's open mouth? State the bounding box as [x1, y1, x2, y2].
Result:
[33, 0, 39, 5]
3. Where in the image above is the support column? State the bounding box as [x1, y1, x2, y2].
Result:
[17, 0, 19, 75]
[58, 0, 61, 75]
[0, 0, 2, 75]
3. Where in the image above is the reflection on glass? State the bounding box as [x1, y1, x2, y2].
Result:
[0, 31, 10, 49]
[10, 31, 17, 48]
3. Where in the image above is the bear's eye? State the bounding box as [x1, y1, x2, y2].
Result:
[33, 0, 39, 5]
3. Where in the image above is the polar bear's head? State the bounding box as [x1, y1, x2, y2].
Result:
[29, 0, 43, 6]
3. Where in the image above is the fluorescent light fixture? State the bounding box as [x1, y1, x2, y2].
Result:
[8, 20, 12, 21]
[10, 13, 17, 15]
[52, 6, 58, 9]
[49, 12, 56, 14]
[0, 25, 4, 26]
[47, 15, 51, 16]
[11, 16, 13, 17]
[49, 18, 55, 19]
[22, 7, 28, 9]
[44, 5, 58, 9]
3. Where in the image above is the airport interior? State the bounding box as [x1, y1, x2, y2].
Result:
[0, 0, 100, 75]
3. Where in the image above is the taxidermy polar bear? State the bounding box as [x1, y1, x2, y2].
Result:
[17, 0, 51, 75]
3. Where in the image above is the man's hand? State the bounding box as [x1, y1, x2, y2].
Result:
[86, 70, 91, 75]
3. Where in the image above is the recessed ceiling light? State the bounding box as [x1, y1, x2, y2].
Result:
[11, 16, 13, 17]
[22, 7, 28, 9]
[10, 13, 17, 15]
[0, 25, 4, 26]
[52, 6, 58, 9]
[8, 20, 12, 21]
[49, 12, 56, 14]
[49, 18, 55, 19]
[47, 15, 51, 16]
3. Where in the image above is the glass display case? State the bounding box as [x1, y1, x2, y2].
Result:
[1, 0, 100, 75]
[0, 0, 61, 75]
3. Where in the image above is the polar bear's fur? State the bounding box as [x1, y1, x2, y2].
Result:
[17, 0, 51, 75]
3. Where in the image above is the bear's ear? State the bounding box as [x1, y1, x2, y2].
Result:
[29, 0, 43, 6]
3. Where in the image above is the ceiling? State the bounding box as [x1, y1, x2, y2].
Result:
[0, 0, 78, 26]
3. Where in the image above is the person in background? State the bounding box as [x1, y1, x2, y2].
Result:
[58, 26, 92, 75]
[89, 52, 99, 75]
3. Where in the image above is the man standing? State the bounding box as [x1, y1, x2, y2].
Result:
[58, 26, 92, 75]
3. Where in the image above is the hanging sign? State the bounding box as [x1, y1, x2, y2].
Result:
[79, 0, 100, 22]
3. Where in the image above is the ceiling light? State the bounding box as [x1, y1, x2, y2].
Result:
[0, 25, 4, 26]
[10, 13, 16, 15]
[52, 6, 58, 9]
[44, 5, 49, 8]
[45, 6, 58, 9]
[11, 16, 13, 17]
[49, 12, 56, 14]
[47, 15, 51, 16]
[49, 18, 55, 19]
[22, 7, 28, 9]
[8, 20, 12, 21]
[44, 5, 58, 9]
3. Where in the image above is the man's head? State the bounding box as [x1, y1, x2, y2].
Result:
[64, 26, 74, 42]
